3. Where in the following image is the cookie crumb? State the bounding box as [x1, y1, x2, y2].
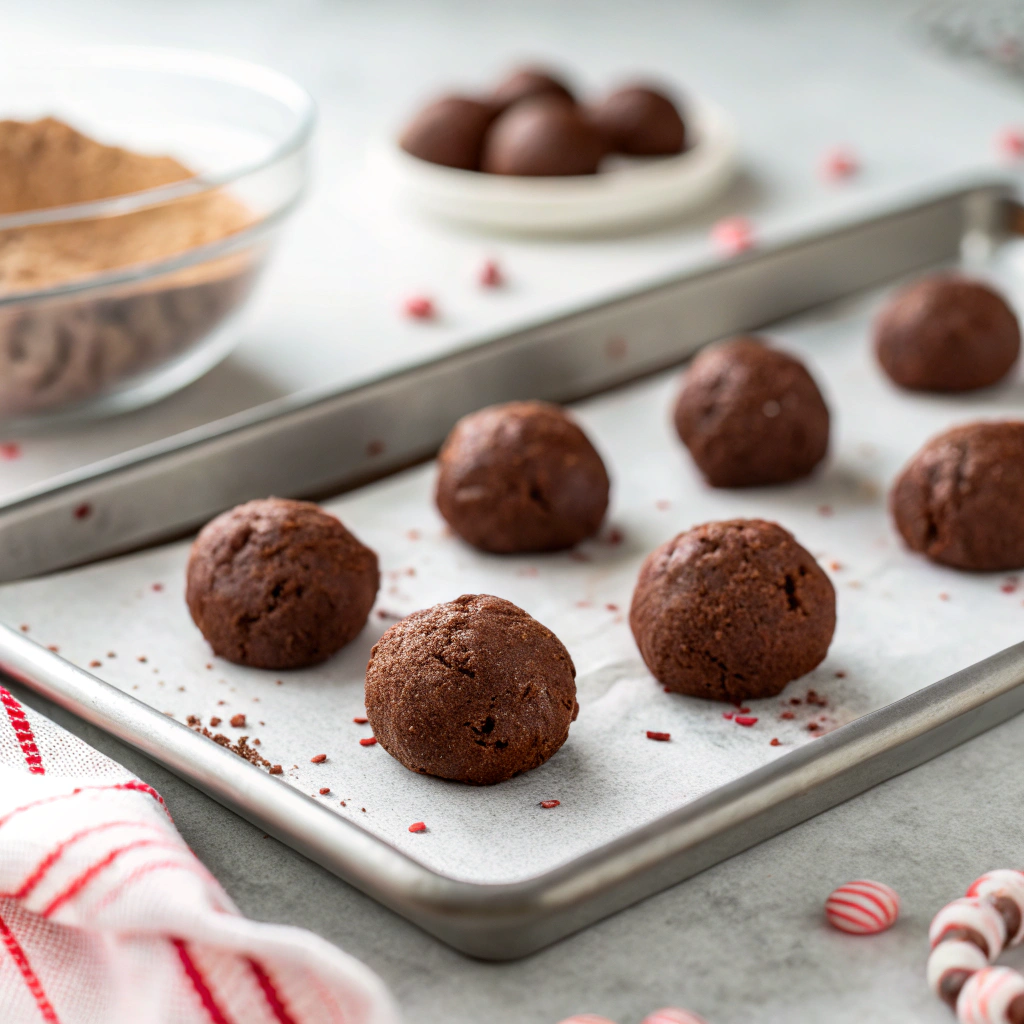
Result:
[230, 714, 246, 728]
[210, 716, 221, 727]
[269, 765, 283, 775]
[89, 659, 101, 668]
[770, 737, 782, 746]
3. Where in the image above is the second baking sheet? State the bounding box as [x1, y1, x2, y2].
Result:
[3, 263, 1024, 885]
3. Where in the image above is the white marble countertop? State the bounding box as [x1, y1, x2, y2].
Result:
[4, 1, 1024, 1021]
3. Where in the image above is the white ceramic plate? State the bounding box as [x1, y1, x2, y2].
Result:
[375, 96, 739, 236]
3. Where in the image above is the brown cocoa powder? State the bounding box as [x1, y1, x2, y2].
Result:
[0, 118, 253, 292]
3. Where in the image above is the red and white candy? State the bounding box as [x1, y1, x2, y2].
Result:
[928, 940, 989, 1004]
[956, 966, 1024, 1024]
[930, 897, 1007, 959]
[641, 1010, 708, 1024]
[967, 871, 1024, 947]
[825, 879, 900, 934]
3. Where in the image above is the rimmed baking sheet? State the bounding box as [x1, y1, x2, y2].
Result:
[4, 254, 1024, 886]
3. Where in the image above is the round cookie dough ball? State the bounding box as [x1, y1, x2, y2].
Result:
[365, 594, 579, 785]
[481, 97, 605, 176]
[186, 498, 379, 669]
[891, 421, 1024, 571]
[435, 400, 610, 554]
[629, 519, 836, 703]
[873, 275, 1020, 392]
[491, 66, 575, 112]
[590, 84, 686, 156]
[673, 336, 830, 488]
[399, 95, 497, 171]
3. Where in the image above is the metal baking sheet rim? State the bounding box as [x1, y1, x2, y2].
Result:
[3, 625, 1024, 959]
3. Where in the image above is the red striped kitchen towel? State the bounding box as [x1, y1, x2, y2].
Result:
[0, 685, 399, 1024]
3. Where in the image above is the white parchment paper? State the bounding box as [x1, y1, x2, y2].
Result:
[4, 267, 1024, 884]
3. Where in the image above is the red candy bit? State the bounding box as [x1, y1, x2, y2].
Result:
[402, 295, 435, 320]
[479, 259, 503, 287]
[605, 603, 619, 612]
[655, 499, 671, 511]
[735, 715, 758, 727]
[641, 1007, 710, 1024]
[353, 716, 369, 724]
[540, 800, 560, 809]
[738, 706, 750, 714]
[310, 753, 327, 763]
[780, 711, 795, 720]
[408, 821, 427, 833]
[319, 787, 330, 795]
[807, 722, 820, 732]
[722, 711, 734, 720]
[646, 730, 671, 742]
[710, 216, 754, 255]
[997, 127, 1024, 160]
[0, 442, 21, 460]
[770, 738, 781, 747]
[230, 714, 246, 728]
[606, 527, 625, 546]
[821, 146, 859, 181]
[817, 504, 834, 517]
[151, 582, 164, 592]
[939, 592, 950, 602]
[1002, 580, 1019, 594]
[825, 879, 900, 934]
[73, 502, 93, 520]
[359, 737, 378, 747]
[605, 336, 627, 361]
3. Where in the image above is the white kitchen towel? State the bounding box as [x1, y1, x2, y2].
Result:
[0, 684, 400, 1024]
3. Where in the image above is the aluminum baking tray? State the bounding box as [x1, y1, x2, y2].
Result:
[1, 176, 1024, 961]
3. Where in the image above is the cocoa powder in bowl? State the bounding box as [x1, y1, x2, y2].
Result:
[0, 117, 258, 418]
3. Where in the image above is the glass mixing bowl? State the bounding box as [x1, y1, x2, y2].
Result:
[0, 46, 314, 428]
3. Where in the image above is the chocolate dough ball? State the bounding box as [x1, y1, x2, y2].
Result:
[186, 498, 379, 669]
[590, 84, 686, 156]
[399, 95, 497, 171]
[436, 400, 610, 554]
[873, 275, 1020, 392]
[481, 97, 605, 176]
[491, 66, 575, 111]
[365, 594, 578, 785]
[630, 519, 836, 703]
[891, 421, 1024, 571]
[673, 337, 830, 488]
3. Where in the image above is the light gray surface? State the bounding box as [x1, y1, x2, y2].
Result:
[4, 0, 1024, 1020]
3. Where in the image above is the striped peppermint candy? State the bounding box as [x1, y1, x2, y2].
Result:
[825, 879, 900, 934]
[641, 1009, 709, 1024]
[931, 898, 1008, 959]
[967, 871, 1024, 946]
[956, 966, 1024, 1024]
[927, 939, 989, 1000]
